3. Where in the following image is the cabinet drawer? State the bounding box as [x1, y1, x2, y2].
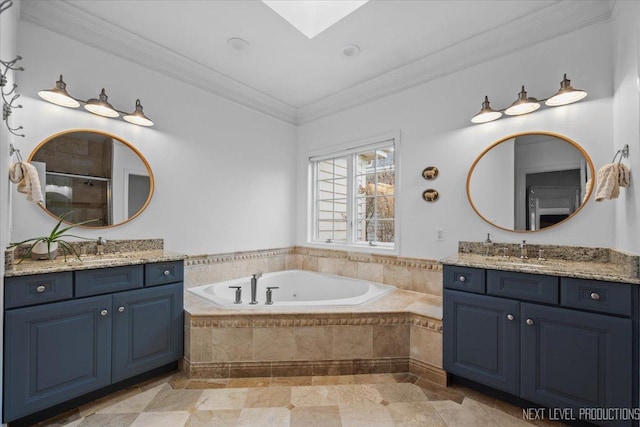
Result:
[561, 278, 632, 316]
[145, 261, 184, 287]
[4, 272, 73, 309]
[487, 270, 558, 304]
[443, 265, 485, 294]
[75, 265, 143, 297]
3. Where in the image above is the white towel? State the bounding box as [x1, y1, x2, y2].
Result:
[9, 162, 43, 204]
[618, 163, 631, 187]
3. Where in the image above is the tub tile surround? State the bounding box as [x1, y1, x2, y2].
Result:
[185, 246, 443, 296]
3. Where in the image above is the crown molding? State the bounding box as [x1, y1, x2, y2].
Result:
[21, 1, 613, 126]
[297, 1, 614, 124]
[20, 0, 299, 125]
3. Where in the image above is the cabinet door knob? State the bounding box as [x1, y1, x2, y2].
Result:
[458, 276, 466, 282]
[526, 318, 534, 326]
[506, 314, 514, 321]
[100, 309, 108, 316]
[36, 285, 46, 293]
[118, 306, 125, 313]
[590, 292, 600, 301]
[163, 270, 171, 276]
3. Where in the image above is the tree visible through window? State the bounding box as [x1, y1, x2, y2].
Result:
[311, 139, 396, 248]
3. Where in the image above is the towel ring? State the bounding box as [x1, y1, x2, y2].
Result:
[612, 144, 629, 164]
[9, 143, 23, 162]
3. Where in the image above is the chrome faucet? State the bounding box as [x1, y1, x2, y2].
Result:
[265, 286, 279, 305]
[229, 286, 242, 304]
[96, 237, 106, 255]
[250, 273, 261, 305]
[520, 240, 528, 259]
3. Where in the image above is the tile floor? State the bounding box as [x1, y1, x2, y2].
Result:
[33, 372, 563, 427]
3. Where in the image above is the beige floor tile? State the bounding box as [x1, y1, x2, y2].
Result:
[244, 386, 292, 408]
[484, 405, 535, 426]
[291, 385, 339, 406]
[129, 411, 190, 427]
[77, 413, 139, 427]
[387, 401, 447, 427]
[168, 373, 191, 389]
[339, 403, 394, 427]
[35, 409, 81, 427]
[237, 407, 291, 427]
[227, 377, 271, 388]
[375, 383, 428, 403]
[432, 397, 500, 426]
[78, 387, 143, 417]
[143, 387, 203, 412]
[185, 379, 229, 389]
[333, 384, 383, 405]
[271, 376, 313, 386]
[311, 375, 355, 385]
[196, 388, 249, 410]
[97, 384, 164, 414]
[62, 420, 84, 427]
[449, 383, 497, 407]
[290, 406, 342, 427]
[185, 409, 241, 427]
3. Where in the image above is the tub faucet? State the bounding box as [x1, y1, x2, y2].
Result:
[265, 286, 279, 305]
[229, 286, 242, 304]
[250, 273, 261, 305]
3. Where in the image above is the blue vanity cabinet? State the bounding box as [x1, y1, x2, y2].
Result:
[112, 282, 183, 383]
[443, 289, 520, 394]
[521, 302, 632, 424]
[3, 261, 184, 424]
[4, 295, 112, 421]
[443, 265, 636, 427]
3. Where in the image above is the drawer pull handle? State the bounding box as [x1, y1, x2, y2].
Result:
[36, 285, 46, 293]
[100, 309, 108, 316]
[458, 276, 466, 282]
[163, 270, 171, 276]
[590, 292, 600, 301]
[526, 318, 534, 326]
[507, 314, 514, 321]
[118, 306, 125, 313]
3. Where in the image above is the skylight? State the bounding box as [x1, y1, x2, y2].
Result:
[262, 1, 369, 39]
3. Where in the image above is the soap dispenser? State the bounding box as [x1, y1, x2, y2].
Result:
[483, 233, 494, 256]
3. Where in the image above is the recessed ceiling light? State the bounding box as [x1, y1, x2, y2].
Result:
[341, 44, 361, 58]
[262, 0, 369, 39]
[227, 37, 250, 52]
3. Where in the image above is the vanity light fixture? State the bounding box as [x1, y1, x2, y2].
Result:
[504, 86, 540, 116]
[37, 75, 154, 126]
[37, 75, 80, 108]
[84, 88, 119, 118]
[123, 99, 154, 127]
[471, 74, 587, 124]
[545, 74, 587, 106]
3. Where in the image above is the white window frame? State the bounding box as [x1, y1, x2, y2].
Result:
[307, 132, 400, 253]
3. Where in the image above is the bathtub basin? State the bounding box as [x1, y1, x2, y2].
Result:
[187, 270, 396, 308]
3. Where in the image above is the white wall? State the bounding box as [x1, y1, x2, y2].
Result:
[12, 22, 297, 255]
[0, 0, 20, 418]
[296, 21, 616, 260]
[612, 1, 640, 254]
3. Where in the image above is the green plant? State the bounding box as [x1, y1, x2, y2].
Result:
[10, 212, 98, 262]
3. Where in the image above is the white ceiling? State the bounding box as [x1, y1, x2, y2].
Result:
[20, 0, 614, 124]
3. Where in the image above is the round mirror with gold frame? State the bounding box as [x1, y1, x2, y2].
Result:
[28, 129, 154, 228]
[466, 131, 594, 232]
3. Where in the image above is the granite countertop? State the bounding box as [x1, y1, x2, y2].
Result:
[4, 250, 187, 278]
[441, 252, 640, 285]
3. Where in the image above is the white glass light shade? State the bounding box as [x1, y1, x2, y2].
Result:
[84, 88, 119, 118]
[38, 75, 80, 108]
[545, 74, 587, 106]
[505, 86, 540, 116]
[123, 99, 154, 127]
[471, 96, 502, 123]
